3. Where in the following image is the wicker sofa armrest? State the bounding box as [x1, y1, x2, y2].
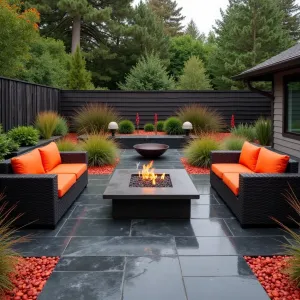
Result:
[60, 151, 88, 164]
[211, 151, 241, 164]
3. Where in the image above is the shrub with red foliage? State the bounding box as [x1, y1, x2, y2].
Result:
[245, 256, 300, 300]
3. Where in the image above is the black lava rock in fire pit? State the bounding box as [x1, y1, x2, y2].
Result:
[129, 174, 173, 188]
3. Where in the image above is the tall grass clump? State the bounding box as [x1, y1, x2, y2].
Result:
[0, 193, 28, 296]
[35, 111, 60, 139]
[184, 137, 220, 167]
[79, 135, 118, 166]
[118, 120, 135, 134]
[272, 186, 300, 288]
[56, 139, 77, 151]
[74, 104, 120, 134]
[231, 123, 256, 142]
[177, 104, 224, 133]
[221, 136, 246, 150]
[255, 117, 272, 146]
[8, 126, 39, 146]
[53, 116, 69, 136]
[164, 117, 183, 135]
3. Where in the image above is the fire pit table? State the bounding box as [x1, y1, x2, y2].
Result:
[103, 166, 199, 219]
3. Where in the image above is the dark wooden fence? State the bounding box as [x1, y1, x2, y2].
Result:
[61, 90, 271, 127]
[0, 77, 60, 131]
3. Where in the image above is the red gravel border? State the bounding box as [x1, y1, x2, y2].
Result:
[117, 130, 166, 136]
[245, 256, 300, 300]
[88, 159, 120, 175]
[180, 158, 210, 174]
[5, 256, 59, 300]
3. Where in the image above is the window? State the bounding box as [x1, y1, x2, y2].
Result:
[284, 76, 300, 138]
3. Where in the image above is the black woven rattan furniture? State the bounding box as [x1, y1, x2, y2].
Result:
[0, 152, 88, 228]
[210, 150, 300, 227]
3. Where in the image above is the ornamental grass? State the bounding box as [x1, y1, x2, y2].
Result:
[221, 136, 246, 150]
[255, 117, 272, 146]
[35, 111, 60, 139]
[230, 123, 256, 142]
[56, 139, 78, 151]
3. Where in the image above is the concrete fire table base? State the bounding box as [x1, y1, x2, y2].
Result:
[103, 169, 199, 219]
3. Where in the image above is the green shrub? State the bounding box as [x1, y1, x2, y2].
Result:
[56, 139, 77, 151]
[230, 124, 256, 142]
[144, 123, 155, 132]
[7, 137, 19, 152]
[53, 117, 69, 136]
[164, 117, 183, 135]
[0, 135, 10, 161]
[177, 104, 224, 133]
[35, 111, 60, 139]
[156, 121, 165, 132]
[255, 117, 272, 146]
[8, 126, 39, 146]
[184, 137, 220, 167]
[74, 103, 120, 134]
[221, 136, 246, 150]
[79, 135, 118, 166]
[118, 120, 135, 134]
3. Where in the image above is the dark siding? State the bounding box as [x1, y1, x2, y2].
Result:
[0, 77, 60, 131]
[61, 90, 270, 127]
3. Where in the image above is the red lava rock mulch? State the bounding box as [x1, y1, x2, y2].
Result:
[245, 256, 300, 300]
[64, 133, 78, 143]
[205, 132, 231, 142]
[180, 157, 210, 174]
[118, 130, 166, 136]
[5, 256, 59, 300]
[88, 159, 120, 175]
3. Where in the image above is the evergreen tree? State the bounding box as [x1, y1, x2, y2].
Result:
[211, 0, 293, 90]
[147, 0, 185, 36]
[119, 54, 175, 90]
[68, 46, 94, 90]
[185, 19, 205, 41]
[177, 56, 211, 90]
[278, 0, 300, 41]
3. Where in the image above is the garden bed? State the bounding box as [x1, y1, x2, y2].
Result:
[5, 256, 59, 300]
[245, 256, 300, 300]
[180, 157, 210, 174]
[117, 130, 166, 136]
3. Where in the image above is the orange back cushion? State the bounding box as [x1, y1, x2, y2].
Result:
[39, 142, 61, 172]
[11, 149, 45, 174]
[239, 142, 261, 171]
[255, 148, 290, 173]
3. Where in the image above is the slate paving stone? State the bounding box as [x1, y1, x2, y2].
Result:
[191, 194, 220, 205]
[179, 256, 253, 277]
[131, 219, 232, 237]
[191, 204, 234, 219]
[55, 256, 125, 272]
[57, 219, 130, 236]
[195, 184, 212, 194]
[75, 194, 111, 205]
[184, 276, 270, 300]
[123, 256, 186, 300]
[69, 204, 112, 219]
[63, 236, 177, 257]
[14, 237, 71, 257]
[176, 236, 287, 256]
[38, 271, 123, 300]
[82, 185, 107, 194]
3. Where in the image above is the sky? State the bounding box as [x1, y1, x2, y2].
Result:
[133, 0, 300, 35]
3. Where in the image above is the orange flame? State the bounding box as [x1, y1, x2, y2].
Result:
[139, 161, 165, 185]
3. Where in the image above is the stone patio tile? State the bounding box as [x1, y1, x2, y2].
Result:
[191, 194, 220, 205]
[69, 204, 112, 219]
[191, 204, 234, 219]
[82, 185, 107, 195]
[75, 194, 111, 205]
[123, 257, 186, 300]
[184, 276, 269, 300]
[63, 236, 176, 257]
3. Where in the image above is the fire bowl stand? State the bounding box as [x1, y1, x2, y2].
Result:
[103, 169, 199, 219]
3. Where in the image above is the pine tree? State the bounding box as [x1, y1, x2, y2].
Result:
[278, 0, 300, 41]
[68, 46, 94, 90]
[185, 19, 205, 41]
[118, 54, 175, 90]
[177, 56, 211, 90]
[147, 0, 185, 36]
[210, 0, 293, 90]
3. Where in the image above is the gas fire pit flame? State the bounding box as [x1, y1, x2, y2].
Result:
[138, 161, 165, 186]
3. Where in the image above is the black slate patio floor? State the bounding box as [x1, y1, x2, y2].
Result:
[15, 149, 290, 300]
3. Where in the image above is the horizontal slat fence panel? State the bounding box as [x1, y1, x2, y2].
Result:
[0, 77, 60, 131]
[61, 90, 271, 128]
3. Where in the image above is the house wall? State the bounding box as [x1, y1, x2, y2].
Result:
[273, 69, 300, 159]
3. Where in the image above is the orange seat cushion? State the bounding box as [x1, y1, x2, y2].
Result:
[239, 142, 261, 171]
[223, 173, 240, 196]
[48, 163, 87, 179]
[11, 149, 45, 174]
[211, 163, 253, 179]
[57, 174, 76, 198]
[39, 142, 61, 172]
[255, 147, 290, 173]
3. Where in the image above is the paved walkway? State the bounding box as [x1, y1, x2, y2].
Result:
[15, 149, 290, 299]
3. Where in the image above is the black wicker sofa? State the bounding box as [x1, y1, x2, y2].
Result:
[0, 151, 88, 228]
[210, 150, 300, 227]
